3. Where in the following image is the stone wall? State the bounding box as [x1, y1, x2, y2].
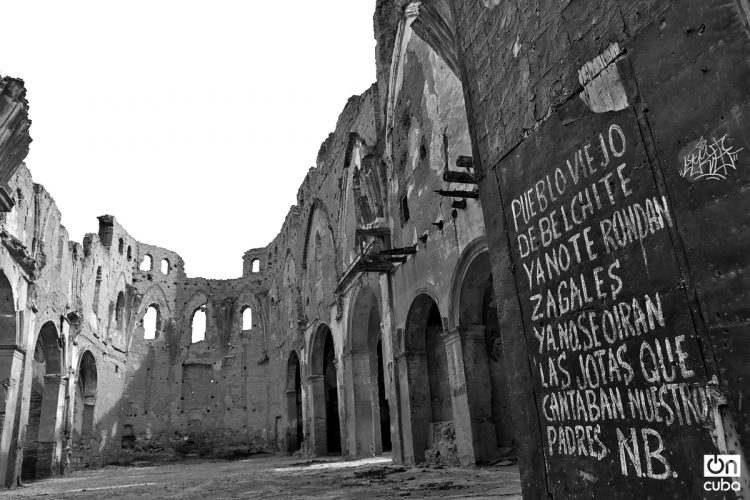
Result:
[433, 0, 750, 497]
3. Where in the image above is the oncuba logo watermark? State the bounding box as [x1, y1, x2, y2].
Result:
[704, 454, 741, 492]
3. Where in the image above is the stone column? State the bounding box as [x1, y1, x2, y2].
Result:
[35, 374, 65, 478]
[443, 326, 498, 465]
[346, 350, 378, 458]
[307, 374, 327, 456]
[395, 350, 430, 465]
[83, 396, 98, 467]
[284, 389, 298, 452]
[387, 357, 402, 463]
[0, 345, 23, 486]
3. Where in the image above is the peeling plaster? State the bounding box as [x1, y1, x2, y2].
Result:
[578, 43, 628, 113]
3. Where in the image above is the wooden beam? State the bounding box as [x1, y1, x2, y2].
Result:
[443, 170, 477, 183]
[433, 189, 480, 198]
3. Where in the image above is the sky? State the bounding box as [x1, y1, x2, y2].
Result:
[1, 1, 377, 278]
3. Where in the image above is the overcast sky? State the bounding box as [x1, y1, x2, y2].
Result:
[1, 1, 376, 278]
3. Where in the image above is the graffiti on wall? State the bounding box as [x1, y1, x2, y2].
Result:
[503, 113, 718, 490]
[679, 135, 743, 181]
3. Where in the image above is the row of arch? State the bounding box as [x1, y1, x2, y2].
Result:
[136, 298, 254, 343]
[138, 255, 170, 275]
[188, 305, 253, 344]
[12, 323, 100, 480]
[281, 242, 512, 464]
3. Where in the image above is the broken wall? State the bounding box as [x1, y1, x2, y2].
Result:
[441, 0, 750, 497]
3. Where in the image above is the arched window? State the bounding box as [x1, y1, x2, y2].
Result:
[143, 305, 159, 340]
[161, 259, 170, 275]
[139, 254, 153, 271]
[118, 238, 124, 254]
[242, 307, 252, 331]
[251, 259, 260, 273]
[93, 267, 102, 315]
[191, 306, 206, 343]
[127, 246, 132, 261]
[115, 292, 125, 329]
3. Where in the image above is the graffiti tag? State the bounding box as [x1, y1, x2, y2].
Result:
[679, 135, 743, 181]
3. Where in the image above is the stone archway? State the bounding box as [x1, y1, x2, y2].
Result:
[309, 324, 341, 455]
[444, 248, 514, 464]
[21, 321, 63, 480]
[459, 252, 514, 451]
[346, 286, 391, 458]
[398, 294, 454, 466]
[72, 351, 98, 469]
[284, 351, 303, 453]
[0, 269, 20, 487]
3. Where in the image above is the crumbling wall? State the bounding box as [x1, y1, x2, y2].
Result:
[0, 76, 32, 212]
[444, 0, 750, 496]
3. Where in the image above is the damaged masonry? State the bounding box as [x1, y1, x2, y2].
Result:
[1, 0, 750, 498]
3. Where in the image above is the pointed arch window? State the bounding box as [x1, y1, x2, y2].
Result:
[115, 291, 125, 329]
[143, 305, 160, 340]
[191, 306, 207, 343]
[242, 306, 252, 331]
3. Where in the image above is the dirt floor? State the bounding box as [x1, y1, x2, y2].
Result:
[0, 454, 523, 499]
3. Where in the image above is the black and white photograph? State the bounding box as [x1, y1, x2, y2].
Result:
[0, 1, 749, 498]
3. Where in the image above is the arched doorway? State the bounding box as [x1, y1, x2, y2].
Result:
[458, 251, 514, 452]
[21, 321, 63, 480]
[285, 351, 303, 452]
[309, 324, 341, 455]
[72, 351, 97, 468]
[400, 294, 453, 465]
[0, 270, 19, 487]
[347, 286, 391, 457]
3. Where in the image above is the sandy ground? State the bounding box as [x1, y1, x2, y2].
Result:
[0, 454, 523, 499]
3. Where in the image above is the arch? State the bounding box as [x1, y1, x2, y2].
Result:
[115, 291, 125, 329]
[300, 199, 340, 275]
[191, 306, 207, 343]
[160, 258, 170, 275]
[143, 305, 160, 340]
[77, 351, 98, 397]
[72, 351, 98, 469]
[309, 324, 341, 455]
[37, 321, 62, 375]
[241, 306, 252, 331]
[129, 284, 171, 351]
[404, 292, 442, 352]
[0, 270, 16, 344]
[139, 254, 153, 271]
[400, 294, 453, 465]
[285, 350, 304, 452]
[449, 237, 490, 328]
[345, 284, 391, 457]
[22, 321, 63, 480]
[138, 284, 171, 316]
[455, 245, 515, 454]
[0, 269, 18, 482]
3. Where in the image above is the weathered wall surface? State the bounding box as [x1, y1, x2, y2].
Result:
[13, 3, 746, 496]
[438, 0, 750, 497]
[0, 2, 520, 486]
[0, 77, 31, 212]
